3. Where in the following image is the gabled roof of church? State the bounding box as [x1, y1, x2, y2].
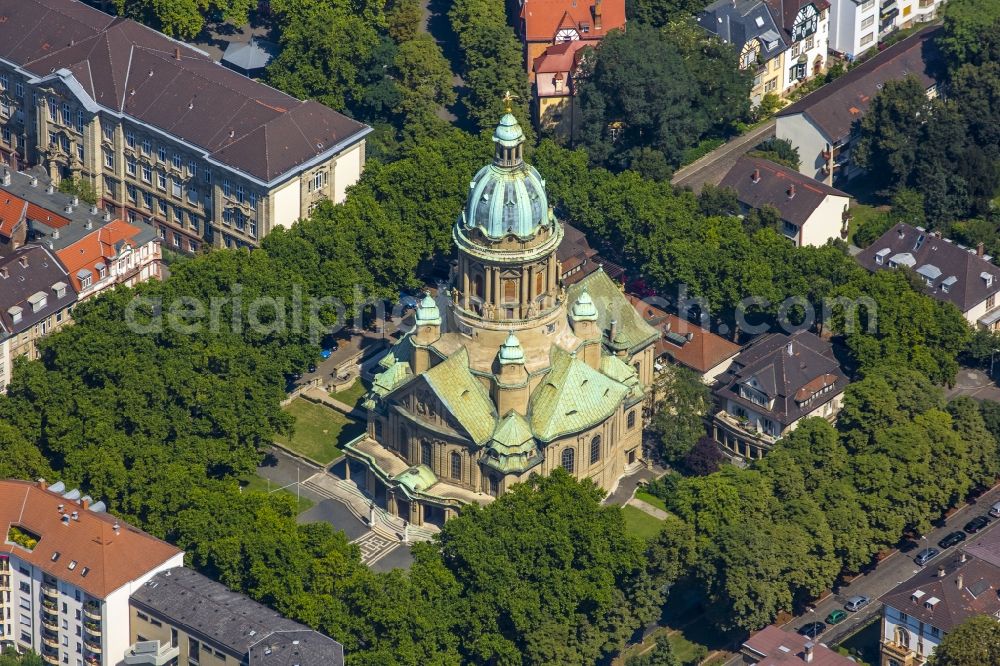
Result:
[567, 268, 659, 353]
[423, 348, 497, 445]
[484, 411, 543, 474]
[529, 347, 629, 442]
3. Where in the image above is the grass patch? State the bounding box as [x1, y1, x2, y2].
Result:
[239, 473, 314, 513]
[622, 505, 664, 540]
[274, 398, 365, 465]
[636, 489, 668, 512]
[331, 378, 368, 409]
[621, 626, 711, 666]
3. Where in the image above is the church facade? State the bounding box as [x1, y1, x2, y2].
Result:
[343, 110, 658, 526]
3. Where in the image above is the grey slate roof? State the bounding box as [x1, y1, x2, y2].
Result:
[777, 26, 942, 143]
[222, 39, 278, 73]
[0, 244, 77, 337]
[713, 330, 847, 427]
[719, 156, 849, 227]
[130, 567, 344, 666]
[856, 223, 1000, 315]
[0, 0, 370, 184]
[697, 0, 788, 61]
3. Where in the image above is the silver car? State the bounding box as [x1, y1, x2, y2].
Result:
[845, 595, 870, 612]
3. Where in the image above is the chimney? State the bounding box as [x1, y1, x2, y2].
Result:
[57, 504, 64, 513]
[86, 220, 93, 230]
[112, 522, 120, 534]
[174, 47, 181, 60]
[70, 511, 79, 521]
[18, 255, 27, 268]
[89, 205, 98, 215]
[38, 478, 47, 490]
[609, 319, 618, 342]
[787, 184, 796, 199]
[751, 168, 760, 183]
[804, 642, 814, 664]
[52, 229, 59, 239]
[80, 497, 89, 510]
[897, 226, 905, 239]
[961, 551, 967, 563]
[71, 195, 79, 206]
[29, 176, 37, 187]
[594, 0, 602, 30]
[45, 183, 54, 194]
[1, 167, 9, 185]
[957, 573, 964, 590]
[64, 204, 73, 214]
[938, 564, 946, 578]
[978, 242, 985, 257]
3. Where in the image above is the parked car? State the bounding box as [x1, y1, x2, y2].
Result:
[964, 516, 990, 534]
[844, 595, 870, 612]
[914, 548, 939, 566]
[308, 363, 317, 373]
[826, 609, 848, 625]
[797, 622, 826, 639]
[990, 501, 1000, 519]
[938, 531, 967, 549]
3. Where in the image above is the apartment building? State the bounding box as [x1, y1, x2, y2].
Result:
[56, 219, 160, 302]
[126, 567, 344, 666]
[0, 245, 77, 391]
[0, 0, 371, 252]
[829, 0, 882, 59]
[0, 479, 185, 666]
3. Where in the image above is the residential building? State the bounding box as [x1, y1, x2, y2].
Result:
[627, 294, 742, 384]
[741, 624, 857, 665]
[0, 333, 9, 392]
[126, 567, 344, 666]
[880, 0, 945, 39]
[856, 223, 1000, 329]
[775, 25, 941, 184]
[0, 479, 185, 666]
[828, 0, 882, 60]
[0, 245, 77, 391]
[56, 219, 160, 302]
[557, 222, 625, 286]
[878, 547, 1000, 666]
[719, 156, 851, 247]
[712, 330, 847, 460]
[699, 0, 829, 105]
[0, 0, 371, 252]
[344, 112, 658, 526]
[518, 0, 625, 136]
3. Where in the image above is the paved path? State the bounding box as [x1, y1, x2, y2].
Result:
[671, 120, 777, 192]
[628, 497, 670, 520]
[604, 464, 665, 506]
[948, 367, 1000, 403]
[353, 531, 401, 566]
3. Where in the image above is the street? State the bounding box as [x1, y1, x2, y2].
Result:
[670, 120, 776, 192]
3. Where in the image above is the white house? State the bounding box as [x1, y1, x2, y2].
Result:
[0, 479, 184, 666]
[55, 219, 162, 303]
[719, 156, 851, 247]
[775, 25, 941, 184]
[829, 0, 880, 60]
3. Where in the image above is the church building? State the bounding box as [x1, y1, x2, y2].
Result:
[343, 109, 658, 526]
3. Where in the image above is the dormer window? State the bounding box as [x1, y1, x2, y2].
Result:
[983, 272, 994, 288]
[27, 291, 47, 313]
[8, 305, 21, 324]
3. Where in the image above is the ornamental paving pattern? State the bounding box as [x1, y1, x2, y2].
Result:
[353, 531, 399, 565]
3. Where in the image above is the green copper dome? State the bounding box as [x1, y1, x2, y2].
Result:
[415, 292, 441, 326]
[571, 290, 599, 322]
[498, 331, 525, 365]
[461, 112, 554, 241]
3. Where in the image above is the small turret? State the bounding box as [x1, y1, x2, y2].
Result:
[570, 290, 602, 368]
[498, 331, 525, 366]
[496, 331, 529, 415]
[413, 292, 442, 372]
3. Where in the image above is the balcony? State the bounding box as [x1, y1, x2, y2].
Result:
[83, 601, 102, 621]
[84, 639, 102, 654]
[42, 631, 60, 649]
[85, 657, 103, 666]
[881, 639, 913, 660]
[41, 652, 59, 666]
[84, 620, 102, 637]
[41, 582, 58, 599]
[41, 613, 59, 631]
[124, 640, 180, 666]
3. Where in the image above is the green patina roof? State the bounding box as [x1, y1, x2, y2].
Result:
[567, 269, 659, 352]
[494, 113, 524, 147]
[498, 331, 525, 365]
[415, 292, 442, 327]
[372, 359, 411, 397]
[529, 347, 630, 442]
[601, 354, 644, 402]
[484, 411, 543, 474]
[395, 464, 438, 494]
[571, 290, 599, 321]
[423, 347, 497, 445]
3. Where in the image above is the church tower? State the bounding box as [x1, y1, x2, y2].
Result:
[452, 98, 563, 342]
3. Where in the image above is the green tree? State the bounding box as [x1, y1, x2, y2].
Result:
[748, 138, 801, 170]
[939, 0, 1000, 69]
[112, 0, 257, 39]
[385, 0, 423, 42]
[650, 366, 710, 464]
[392, 35, 457, 123]
[929, 614, 1000, 665]
[626, 636, 681, 666]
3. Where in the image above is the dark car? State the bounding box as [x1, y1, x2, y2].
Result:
[964, 516, 990, 534]
[797, 622, 826, 639]
[915, 547, 939, 566]
[939, 531, 967, 549]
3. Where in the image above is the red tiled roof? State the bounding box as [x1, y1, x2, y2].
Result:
[521, 0, 626, 43]
[0, 480, 182, 599]
[0, 191, 27, 237]
[56, 219, 145, 292]
[743, 625, 855, 665]
[534, 39, 589, 73]
[627, 295, 741, 373]
[26, 202, 70, 229]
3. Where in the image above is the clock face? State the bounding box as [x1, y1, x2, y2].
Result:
[555, 28, 579, 43]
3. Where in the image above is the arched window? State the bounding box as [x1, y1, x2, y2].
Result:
[535, 271, 545, 297]
[503, 279, 517, 303]
[590, 436, 601, 464]
[488, 476, 500, 497]
[450, 452, 461, 480]
[627, 410, 636, 430]
[421, 440, 432, 467]
[561, 448, 575, 473]
[894, 627, 910, 649]
[472, 273, 484, 300]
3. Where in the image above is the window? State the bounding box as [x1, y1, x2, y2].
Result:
[172, 233, 180, 248]
[235, 184, 245, 203]
[590, 436, 601, 464]
[157, 146, 166, 162]
[187, 187, 198, 205]
[76, 144, 84, 161]
[421, 441, 432, 467]
[861, 0, 874, 9]
[15, 81, 22, 98]
[126, 156, 136, 176]
[104, 176, 117, 199]
[61, 103, 71, 125]
[188, 239, 198, 252]
[174, 205, 184, 224]
[451, 452, 461, 480]
[627, 410, 636, 429]
[141, 138, 151, 155]
[248, 191, 257, 210]
[102, 123, 114, 142]
[223, 179, 232, 198]
[488, 476, 499, 496]
[158, 198, 167, 214]
[0, 74, 6, 90]
[142, 191, 152, 209]
[142, 164, 151, 183]
[104, 148, 114, 169]
[860, 32, 874, 46]
[157, 172, 166, 190]
[126, 183, 136, 202]
[125, 130, 135, 149]
[309, 170, 327, 192]
[204, 169, 211, 184]
[171, 176, 181, 198]
[188, 160, 197, 177]
[561, 448, 575, 472]
[75, 110, 84, 133]
[861, 15, 874, 28]
[171, 153, 182, 169]
[988, 294, 996, 310]
[1, 126, 10, 144]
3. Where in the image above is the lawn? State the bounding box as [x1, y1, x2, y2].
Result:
[620, 626, 711, 666]
[274, 398, 365, 465]
[622, 505, 664, 540]
[331, 378, 368, 409]
[636, 489, 668, 513]
[239, 473, 314, 513]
